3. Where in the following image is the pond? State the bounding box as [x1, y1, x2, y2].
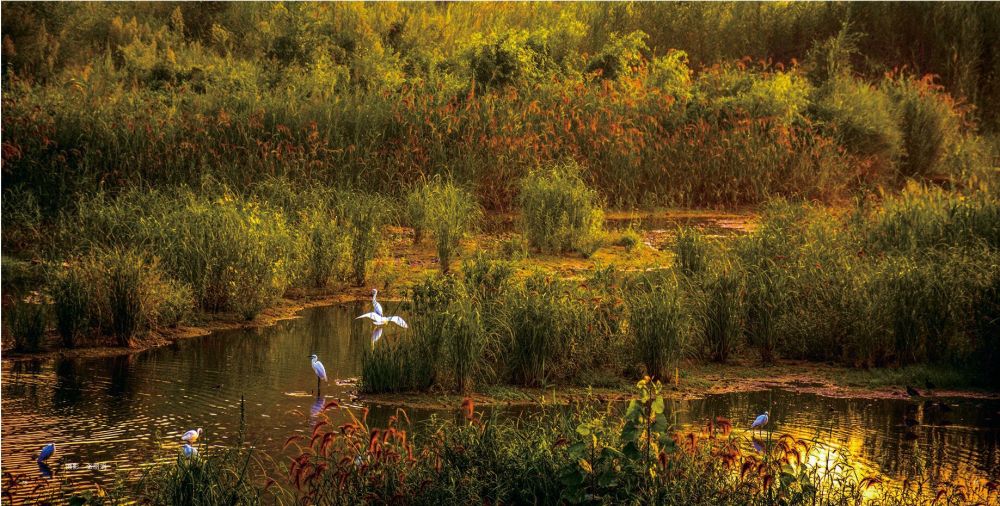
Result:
[2, 304, 998, 502]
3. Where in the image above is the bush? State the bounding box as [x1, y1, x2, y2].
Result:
[742, 266, 785, 364]
[445, 299, 485, 393]
[301, 209, 348, 288]
[425, 180, 480, 274]
[888, 75, 961, 179]
[701, 268, 743, 363]
[339, 192, 389, 287]
[672, 227, 710, 277]
[462, 252, 515, 303]
[814, 76, 902, 169]
[8, 297, 47, 352]
[105, 249, 147, 346]
[503, 275, 568, 386]
[616, 226, 642, 253]
[405, 182, 434, 245]
[518, 161, 604, 255]
[627, 282, 684, 380]
[51, 265, 90, 348]
[587, 31, 648, 80]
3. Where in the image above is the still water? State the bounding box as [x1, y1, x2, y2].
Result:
[2, 303, 999, 501]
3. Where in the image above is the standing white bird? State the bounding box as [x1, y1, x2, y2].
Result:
[182, 444, 199, 458]
[181, 428, 203, 444]
[371, 288, 383, 317]
[750, 411, 769, 432]
[310, 354, 328, 394]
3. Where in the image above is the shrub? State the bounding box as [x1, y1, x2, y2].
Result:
[444, 299, 484, 393]
[814, 76, 902, 169]
[888, 75, 961, 179]
[627, 282, 684, 380]
[733, 71, 813, 124]
[616, 226, 642, 253]
[8, 297, 47, 352]
[301, 209, 348, 288]
[51, 265, 90, 348]
[405, 182, 433, 245]
[701, 268, 743, 363]
[648, 49, 693, 101]
[518, 161, 604, 255]
[467, 29, 544, 88]
[339, 192, 389, 287]
[497, 235, 529, 260]
[503, 275, 568, 386]
[587, 31, 648, 80]
[462, 252, 515, 303]
[105, 249, 147, 346]
[425, 180, 480, 274]
[672, 226, 709, 277]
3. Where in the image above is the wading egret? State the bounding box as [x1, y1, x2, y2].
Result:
[310, 354, 328, 394]
[356, 312, 408, 328]
[37, 443, 55, 463]
[371, 288, 383, 317]
[751, 411, 769, 432]
[181, 428, 203, 444]
[182, 444, 198, 458]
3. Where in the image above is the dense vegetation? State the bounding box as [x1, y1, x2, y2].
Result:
[47, 382, 994, 505]
[2, 3, 997, 216]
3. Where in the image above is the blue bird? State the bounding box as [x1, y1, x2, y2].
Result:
[37, 443, 55, 463]
[182, 444, 198, 458]
[750, 411, 769, 432]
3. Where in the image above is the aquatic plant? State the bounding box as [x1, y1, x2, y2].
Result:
[673, 226, 710, 277]
[8, 296, 47, 352]
[518, 161, 604, 256]
[627, 282, 685, 380]
[50, 265, 90, 348]
[701, 267, 743, 363]
[425, 180, 480, 274]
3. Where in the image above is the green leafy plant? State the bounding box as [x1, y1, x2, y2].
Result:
[519, 161, 604, 255]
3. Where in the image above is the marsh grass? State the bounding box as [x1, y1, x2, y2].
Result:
[504, 275, 568, 386]
[742, 266, 785, 364]
[628, 282, 684, 380]
[701, 267, 743, 363]
[51, 265, 89, 348]
[339, 192, 390, 287]
[105, 249, 147, 347]
[424, 180, 480, 274]
[673, 226, 710, 277]
[518, 161, 604, 256]
[8, 297, 47, 352]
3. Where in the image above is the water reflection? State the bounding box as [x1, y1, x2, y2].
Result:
[2, 303, 998, 501]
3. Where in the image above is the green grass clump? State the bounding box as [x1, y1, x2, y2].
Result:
[424, 180, 480, 274]
[301, 208, 349, 289]
[8, 297, 47, 352]
[104, 249, 148, 347]
[51, 265, 89, 348]
[518, 161, 604, 256]
[339, 192, 390, 287]
[742, 266, 785, 364]
[700, 267, 743, 363]
[503, 275, 569, 386]
[444, 299, 485, 393]
[616, 226, 642, 253]
[405, 181, 434, 245]
[814, 75, 903, 171]
[627, 281, 684, 380]
[672, 226, 710, 277]
[888, 74, 961, 179]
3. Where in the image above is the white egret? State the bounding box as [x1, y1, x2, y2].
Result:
[181, 428, 203, 444]
[371, 288, 383, 317]
[182, 444, 198, 458]
[356, 312, 408, 328]
[371, 327, 384, 347]
[750, 411, 769, 432]
[37, 443, 55, 463]
[310, 354, 328, 394]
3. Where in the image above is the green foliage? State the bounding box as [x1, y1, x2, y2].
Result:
[422, 180, 480, 274]
[888, 75, 963, 178]
[587, 31, 648, 80]
[467, 29, 544, 88]
[672, 226, 709, 277]
[338, 192, 389, 287]
[51, 265, 90, 348]
[462, 252, 515, 303]
[104, 249, 148, 347]
[814, 75, 903, 167]
[648, 49, 692, 101]
[518, 161, 604, 255]
[701, 267, 743, 363]
[503, 274, 570, 386]
[615, 226, 642, 253]
[445, 299, 485, 393]
[301, 209, 348, 288]
[742, 266, 785, 364]
[8, 297, 47, 352]
[627, 283, 684, 380]
[405, 182, 433, 245]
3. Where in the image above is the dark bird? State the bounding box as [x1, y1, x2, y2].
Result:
[905, 385, 921, 397]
